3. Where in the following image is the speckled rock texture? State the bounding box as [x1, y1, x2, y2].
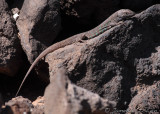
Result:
[44, 68, 116, 114]
[0, 0, 22, 76]
[1, 0, 160, 113]
[45, 4, 160, 112]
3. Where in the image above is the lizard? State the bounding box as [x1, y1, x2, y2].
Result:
[15, 9, 135, 97]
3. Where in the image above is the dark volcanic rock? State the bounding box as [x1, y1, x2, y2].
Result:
[121, 0, 154, 11]
[9, 0, 24, 10]
[17, 0, 61, 63]
[60, 0, 119, 36]
[0, 0, 22, 76]
[59, 0, 160, 40]
[0, 93, 3, 113]
[60, 0, 119, 23]
[45, 4, 160, 111]
[44, 68, 116, 114]
[5, 0, 15, 8]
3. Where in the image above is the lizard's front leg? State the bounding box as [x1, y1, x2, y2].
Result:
[79, 35, 88, 43]
[74, 35, 88, 46]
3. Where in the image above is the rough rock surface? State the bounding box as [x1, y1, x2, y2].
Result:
[3, 96, 33, 114]
[0, 0, 22, 76]
[2, 96, 44, 114]
[1, 1, 160, 113]
[32, 96, 44, 114]
[59, 0, 160, 40]
[44, 68, 116, 114]
[17, 0, 61, 63]
[60, 0, 159, 24]
[45, 4, 160, 112]
[128, 82, 160, 113]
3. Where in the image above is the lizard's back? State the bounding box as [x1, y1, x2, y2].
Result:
[85, 9, 135, 38]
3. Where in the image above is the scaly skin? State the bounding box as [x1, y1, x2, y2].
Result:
[15, 9, 135, 97]
[86, 9, 135, 38]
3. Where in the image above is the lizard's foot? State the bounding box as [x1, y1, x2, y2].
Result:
[79, 35, 88, 43]
[75, 35, 88, 46]
[79, 40, 85, 43]
[82, 35, 88, 40]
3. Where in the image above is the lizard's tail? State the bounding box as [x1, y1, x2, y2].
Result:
[15, 45, 55, 97]
[15, 57, 41, 97]
[15, 41, 65, 97]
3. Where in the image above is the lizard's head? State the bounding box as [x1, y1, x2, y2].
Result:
[117, 9, 135, 20]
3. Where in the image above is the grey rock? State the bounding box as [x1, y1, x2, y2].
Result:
[44, 68, 116, 114]
[128, 82, 160, 113]
[45, 4, 160, 111]
[32, 96, 44, 114]
[17, 0, 61, 63]
[2, 96, 44, 114]
[0, 0, 22, 76]
[4, 96, 33, 114]
[11, 7, 20, 15]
